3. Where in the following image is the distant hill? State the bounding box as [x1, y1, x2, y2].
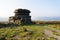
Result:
[0, 17, 60, 21]
[32, 17, 60, 21]
[0, 18, 8, 21]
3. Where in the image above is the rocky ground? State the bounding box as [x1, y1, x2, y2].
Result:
[0, 24, 60, 40]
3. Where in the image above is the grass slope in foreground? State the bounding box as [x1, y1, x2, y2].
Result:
[0, 24, 60, 40]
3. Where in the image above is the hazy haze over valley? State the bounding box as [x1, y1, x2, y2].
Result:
[32, 17, 60, 21]
[0, 17, 8, 21]
[0, 17, 60, 21]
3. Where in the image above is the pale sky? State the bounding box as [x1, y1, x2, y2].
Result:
[0, 0, 60, 19]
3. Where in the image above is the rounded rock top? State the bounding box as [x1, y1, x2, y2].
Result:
[14, 8, 31, 14]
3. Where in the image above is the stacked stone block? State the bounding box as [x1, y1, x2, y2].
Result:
[9, 8, 31, 25]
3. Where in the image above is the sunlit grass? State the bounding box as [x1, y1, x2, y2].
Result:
[0, 24, 60, 40]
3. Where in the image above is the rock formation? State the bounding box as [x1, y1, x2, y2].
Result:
[9, 8, 32, 25]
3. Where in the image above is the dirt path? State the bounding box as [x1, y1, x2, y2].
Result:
[45, 26, 60, 33]
[44, 29, 60, 40]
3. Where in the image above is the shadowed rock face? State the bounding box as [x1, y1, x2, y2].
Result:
[9, 8, 32, 25]
[14, 9, 31, 13]
[14, 9, 31, 16]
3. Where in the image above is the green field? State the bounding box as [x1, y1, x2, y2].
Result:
[0, 24, 60, 40]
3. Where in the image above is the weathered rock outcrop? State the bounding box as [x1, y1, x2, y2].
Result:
[9, 8, 32, 25]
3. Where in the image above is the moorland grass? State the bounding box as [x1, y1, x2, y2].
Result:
[0, 24, 60, 40]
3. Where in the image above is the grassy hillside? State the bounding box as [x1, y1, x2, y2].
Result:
[0, 24, 60, 40]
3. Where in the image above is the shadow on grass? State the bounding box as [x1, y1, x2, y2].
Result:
[0, 23, 49, 28]
[22, 23, 48, 26]
[0, 23, 19, 28]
